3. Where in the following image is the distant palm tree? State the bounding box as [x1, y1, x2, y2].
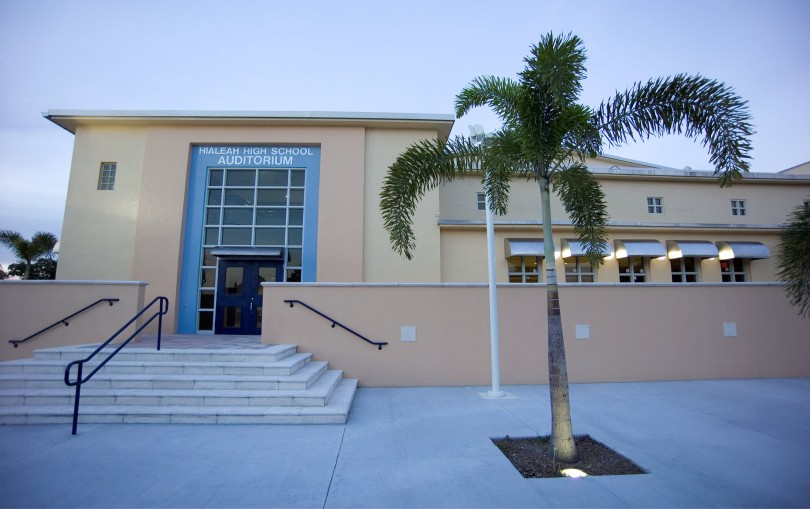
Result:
[380, 33, 752, 462]
[777, 204, 810, 318]
[0, 230, 58, 280]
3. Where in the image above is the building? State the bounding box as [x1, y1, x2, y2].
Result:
[12, 109, 804, 384]
[45, 110, 808, 331]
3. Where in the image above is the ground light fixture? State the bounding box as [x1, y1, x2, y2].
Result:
[470, 124, 504, 399]
[560, 468, 589, 478]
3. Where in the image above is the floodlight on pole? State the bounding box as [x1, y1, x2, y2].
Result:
[470, 124, 504, 399]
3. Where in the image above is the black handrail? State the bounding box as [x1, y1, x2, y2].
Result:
[284, 299, 388, 350]
[64, 296, 169, 435]
[8, 298, 120, 348]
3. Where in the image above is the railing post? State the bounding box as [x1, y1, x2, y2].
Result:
[71, 362, 83, 436]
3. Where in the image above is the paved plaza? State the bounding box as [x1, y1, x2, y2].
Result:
[1, 378, 809, 508]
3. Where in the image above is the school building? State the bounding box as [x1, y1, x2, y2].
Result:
[1, 110, 808, 385]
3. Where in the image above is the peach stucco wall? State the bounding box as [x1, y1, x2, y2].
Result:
[0, 281, 147, 361]
[262, 283, 809, 386]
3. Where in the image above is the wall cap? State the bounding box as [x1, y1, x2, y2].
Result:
[0, 280, 149, 286]
[263, 282, 783, 288]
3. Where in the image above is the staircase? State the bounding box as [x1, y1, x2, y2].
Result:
[0, 343, 357, 426]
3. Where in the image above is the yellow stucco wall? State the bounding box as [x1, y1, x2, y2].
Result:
[57, 127, 146, 280]
[363, 128, 442, 282]
[56, 120, 450, 331]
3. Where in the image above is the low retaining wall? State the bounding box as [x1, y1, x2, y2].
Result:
[0, 281, 147, 361]
[262, 283, 809, 386]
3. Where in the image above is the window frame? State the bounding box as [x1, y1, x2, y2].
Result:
[670, 257, 700, 283]
[720, 258, 749, 282]
[647, 196, 663, 214]
[507, 255, 542, 284]
[97, 162, 117, 190]
[731, 199, 747, 216]
[477, 192, 486, 211]
[563, 256, 595, 283]
[618, 256, 648, 283]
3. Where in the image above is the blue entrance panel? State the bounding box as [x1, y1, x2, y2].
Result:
[178, 145, 321, 334]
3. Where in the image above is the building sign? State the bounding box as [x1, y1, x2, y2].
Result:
[194, 145, 319, 168]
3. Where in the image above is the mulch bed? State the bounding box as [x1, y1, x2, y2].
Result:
[492, 435, 647, 478]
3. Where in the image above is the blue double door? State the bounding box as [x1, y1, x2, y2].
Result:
[215, 260, 283, 335]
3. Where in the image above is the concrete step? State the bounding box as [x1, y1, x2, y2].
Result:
[0, 361, 328, 390]
[4, 352, 313, 377]
[0, 370, 343, 408]
[32, 344, 298, 363]
[0, 378, 358, 425]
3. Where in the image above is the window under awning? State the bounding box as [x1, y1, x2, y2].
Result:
[504, 239, 545, 258]
[666, 240, 719, 259]
[716, 241, 771, 260]
[210, 247, 285, 260]
[560, 239, 614, 259]
[614, 240, 666, 258]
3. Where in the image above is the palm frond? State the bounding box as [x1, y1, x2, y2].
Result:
[0, 230, 29, 261]
[776, 205, 810, 318]
[520, 32, 587, 107]
[380, 136, 483, 259]
[594, 74, 753, 186]
[551, 163, 610, 268]
[31, 231, 58, 259]
[455, 76, 522, 125]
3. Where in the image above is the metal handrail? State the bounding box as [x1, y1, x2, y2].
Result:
[283, 299, 388, 350]
[8, 298, 120, 348]
[64, 296, 169, 435]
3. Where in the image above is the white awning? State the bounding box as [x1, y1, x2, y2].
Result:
[504, 239, 545, 258]
[560, 239, 614, 259]
[666, 240, 719, 259]
[210, 247, 284, 259]
[614, 240, 666, 258]
[716, 241, 771, 260]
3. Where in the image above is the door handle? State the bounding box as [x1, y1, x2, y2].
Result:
[250, 298, 254, 311]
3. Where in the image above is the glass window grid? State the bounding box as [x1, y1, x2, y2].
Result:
[731, 199, 747, 216]
[196, 167, 305, 331]
[720, 258, 749, 282]
[670, 257, 700, 283]
[564, 256, 595, 283]
[619, 256, 648, 283]
[98, 162, 117, 190]
[647, 197, 663, 214]
[477, 192, 486, 211]
[507, 256, 542, 283]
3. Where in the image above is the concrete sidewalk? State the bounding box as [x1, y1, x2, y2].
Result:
[1, 378, 808, 508]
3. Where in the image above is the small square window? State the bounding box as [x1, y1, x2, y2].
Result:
[647, 197, 663, 214]
[731, 199, 746, 216]
[97, 162, 116, 190]
[477, 192, 486, 211]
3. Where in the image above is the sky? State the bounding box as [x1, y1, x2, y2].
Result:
[1, 0, 809, 270]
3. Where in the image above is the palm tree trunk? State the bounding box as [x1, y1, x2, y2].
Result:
[539, 176, 579, 463]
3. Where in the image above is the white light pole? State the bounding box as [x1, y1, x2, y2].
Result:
[470, 125, 504, 399]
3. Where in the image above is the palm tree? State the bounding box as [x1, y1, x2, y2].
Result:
[777, 204, 810, 318]
[380, 33, 752, 463]
[0, 230, 58, 280]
